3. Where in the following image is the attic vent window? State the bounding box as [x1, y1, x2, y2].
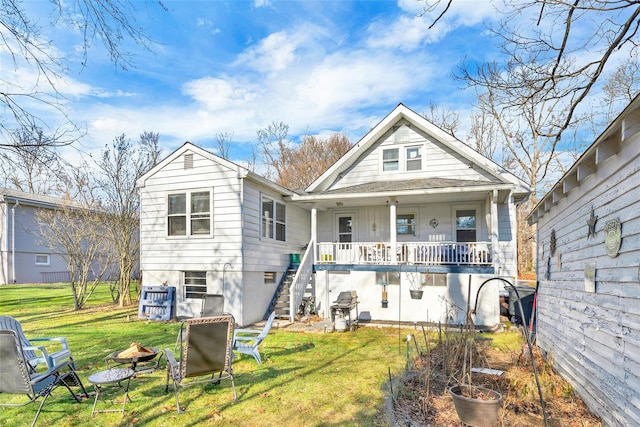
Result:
[184, 153, 194, 169]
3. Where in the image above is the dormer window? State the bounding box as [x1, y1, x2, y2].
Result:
[382, 148, 399, 171]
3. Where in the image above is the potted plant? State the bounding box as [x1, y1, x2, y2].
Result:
[449, 279, 503, 426]
[408, 269, 423, 299]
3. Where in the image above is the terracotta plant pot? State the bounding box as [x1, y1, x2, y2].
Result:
[449, 385, 503, 427]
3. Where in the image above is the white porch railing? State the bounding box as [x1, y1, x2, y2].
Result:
[289, 240, 315, 322]
[315, 241, 492, 266]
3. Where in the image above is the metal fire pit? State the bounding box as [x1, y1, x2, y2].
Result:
[106, 347, 162, 373]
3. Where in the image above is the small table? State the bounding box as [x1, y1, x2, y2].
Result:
[88, 368, 135, 417]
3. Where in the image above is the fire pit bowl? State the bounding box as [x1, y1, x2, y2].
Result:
[107, 347, 160, 364]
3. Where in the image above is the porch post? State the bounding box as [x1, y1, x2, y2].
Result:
[311, 205, 317, 262]
[389, 198, 397, 263]
[491, 190, 500, 273]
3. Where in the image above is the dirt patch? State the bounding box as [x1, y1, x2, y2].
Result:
[392, 333, 602, 426]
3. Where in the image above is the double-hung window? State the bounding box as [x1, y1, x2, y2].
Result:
[456, 209, 477, 242]
[168, 190, 212, 236]
[397, 213, 416, 236]
[382, 148, 399, 171]
[406, 146, 422, 171]
[262, 196, 286, 242]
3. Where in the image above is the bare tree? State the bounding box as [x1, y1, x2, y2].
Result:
[277, 133, 353, 189]
[215, 131, 233, 160]
[0, 125, 67, 194]
[466, 105, 500, 160]
[424, 0, 640, 150]
[36, 198, 114, 310]
[257, 121, 290, 180]
[0, 0, 165, 145]
[95, 133, 161, 307]
[422, 101, 460, 138]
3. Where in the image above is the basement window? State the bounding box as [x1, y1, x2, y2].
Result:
[264, 272, 276, 284]
[183, 271, 207, 299]
[35, 254, 50, 266]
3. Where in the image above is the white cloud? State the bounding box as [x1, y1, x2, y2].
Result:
[234, 30, 301, 73]
[366, 15, 435, 50]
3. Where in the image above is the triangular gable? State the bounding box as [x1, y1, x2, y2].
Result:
[306, 103, 529, 195]
[136, 141, 293, 196]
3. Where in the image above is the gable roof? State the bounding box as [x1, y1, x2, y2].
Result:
[136, 142, 294, 196]
[305, 103, 530, 195]
[0, 188, 75, 209]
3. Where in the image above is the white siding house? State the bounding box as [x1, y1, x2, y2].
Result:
[528, 95, 640, 426]
[136, 145, 310, 326]
[139, 104, 530, 327]
[0, 189, 71, 284]
[291, 104, 530, 326]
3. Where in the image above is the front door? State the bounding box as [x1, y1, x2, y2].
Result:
[335, 213, 356, 262]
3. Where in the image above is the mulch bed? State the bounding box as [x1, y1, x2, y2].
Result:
[392, 331, 602, 426]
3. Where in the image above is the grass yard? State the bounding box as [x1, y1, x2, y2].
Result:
[0, 283, 413, 426]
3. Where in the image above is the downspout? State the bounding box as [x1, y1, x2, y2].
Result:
[11, 200, 19, 283]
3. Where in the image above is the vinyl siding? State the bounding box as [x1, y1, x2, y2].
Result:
[139, 150, 243, 272]
[332, 122, 498, 190]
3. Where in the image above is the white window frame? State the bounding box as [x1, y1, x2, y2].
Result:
[35, 254, 50, 266]
[382, 148, 399, 172]
[262, 195, 286, 242]
[406, 145, 422, 171]
[381, 144, 425, 173]
[452, 206, 479, 243]
[167, 189, 213, 238]
[183, 271, 207, 299]
[396, 212, 417, 236]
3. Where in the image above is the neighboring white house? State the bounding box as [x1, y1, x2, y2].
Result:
[528, 95, 640, 426]
[0, 189, 69, 284]
[137, 104, 531, 327]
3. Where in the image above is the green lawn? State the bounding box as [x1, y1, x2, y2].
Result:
[0, 283, 412, 426]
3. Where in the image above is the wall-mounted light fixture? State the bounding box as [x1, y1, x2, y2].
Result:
[336, 202, 344, 207]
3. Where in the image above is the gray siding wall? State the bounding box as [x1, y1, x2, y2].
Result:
[0, 202, 67, 284]
[535, 125, 640, 426]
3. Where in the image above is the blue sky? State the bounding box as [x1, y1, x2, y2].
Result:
[7, 1, 579, 166]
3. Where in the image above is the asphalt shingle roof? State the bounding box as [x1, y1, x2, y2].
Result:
[321, 177, 495, 194]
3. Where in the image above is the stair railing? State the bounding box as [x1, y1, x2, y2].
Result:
[289, 240, 314, 322]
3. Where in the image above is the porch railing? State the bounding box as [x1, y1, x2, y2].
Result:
[315, 241, 492, 266]
[289, 240, 315, 322]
